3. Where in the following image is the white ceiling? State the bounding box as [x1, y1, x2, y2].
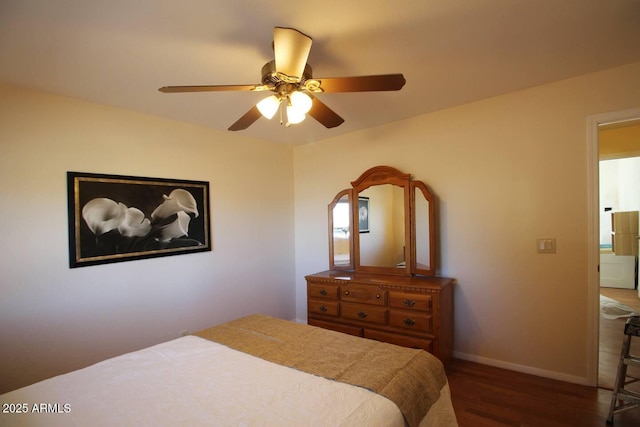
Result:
[1, 0, 639, 145]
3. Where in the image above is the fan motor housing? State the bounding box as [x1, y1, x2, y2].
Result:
[261, 60, 314, 87]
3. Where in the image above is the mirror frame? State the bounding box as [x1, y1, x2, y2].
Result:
[328, 189, 354, 270]
[328, 165, 437, 276]
[410, 181, 435, 276]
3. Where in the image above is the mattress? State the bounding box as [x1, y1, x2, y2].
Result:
[0, 317, 458, 427]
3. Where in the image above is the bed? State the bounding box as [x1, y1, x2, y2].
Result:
[0, 314, 458, 426]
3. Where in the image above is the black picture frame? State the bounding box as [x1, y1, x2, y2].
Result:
[358, 196, 370, 233]
[67, 172, 211, 268]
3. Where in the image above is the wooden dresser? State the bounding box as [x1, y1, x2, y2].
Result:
[306, 270, 454, 366]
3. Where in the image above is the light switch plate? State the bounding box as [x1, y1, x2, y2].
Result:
[537, 238, 556, 254]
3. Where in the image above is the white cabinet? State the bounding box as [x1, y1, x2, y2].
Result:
[600, 252, 636, 289]
[603, 211, 638, 290]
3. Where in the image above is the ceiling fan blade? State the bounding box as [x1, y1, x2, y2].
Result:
[273, 27, 312, 79]
[159, 84, 258, 93]
[228, 105, 262, 131]
[317, 74, 406, 93]
[307, 95, 344, 128]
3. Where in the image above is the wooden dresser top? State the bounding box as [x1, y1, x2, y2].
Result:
[306, 270, 454, 291]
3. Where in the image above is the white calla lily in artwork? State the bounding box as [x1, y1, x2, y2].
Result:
[151, 189, 199, 221]
[80, 187, 202, 256]
[82, 198, 126, 236]
[118, 206, 152, 237]
[157, 211, 192, 242]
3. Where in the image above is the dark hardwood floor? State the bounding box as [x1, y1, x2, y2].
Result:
[447, 288, 640, 426]
[447, 359, 640, 426]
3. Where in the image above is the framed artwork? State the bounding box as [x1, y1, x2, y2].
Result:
[67, 172, 211, 268]
[358, 196, 370, 233]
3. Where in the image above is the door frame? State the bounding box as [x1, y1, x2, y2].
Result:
[586, 107, 640, 386]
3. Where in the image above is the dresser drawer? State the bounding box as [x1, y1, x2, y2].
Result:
[308, 300, 340, 317]
[388, 291, 432, 312]
[364, 329, 433, 352]
[388, 310, 432, 333]
[341, 284, 386, 306]
[308, 283, 339, 300]
[341, 302, 387, 325]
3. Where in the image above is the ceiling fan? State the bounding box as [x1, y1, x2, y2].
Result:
[159, 27, 406, 131]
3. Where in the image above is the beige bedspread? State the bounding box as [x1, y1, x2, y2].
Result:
[194, 314, 448, 427]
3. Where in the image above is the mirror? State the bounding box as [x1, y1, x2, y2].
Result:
[328, 189, 353, 270]
[328, 166, 436, 276]
[357, 184, 406, 269]
[352, 166, 411, 275]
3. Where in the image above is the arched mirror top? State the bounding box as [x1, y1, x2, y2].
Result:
[327, 165, 437, 277]
[351, 166, 412, 191]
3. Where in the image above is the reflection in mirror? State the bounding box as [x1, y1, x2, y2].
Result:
[358, 184, 406, 269]
[332, 197, 350, 265]
[328, 190, 353, 270]
[412, 181, 435, 276]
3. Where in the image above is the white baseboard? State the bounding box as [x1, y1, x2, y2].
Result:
[453, 351, 591, 386]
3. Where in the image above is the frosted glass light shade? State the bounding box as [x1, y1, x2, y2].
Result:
[286, 104, 306, 124]
[257, 95, 281, 119]
[290, 91, 312, 114]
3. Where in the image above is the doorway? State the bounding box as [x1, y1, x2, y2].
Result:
[587, 109, 640, 387]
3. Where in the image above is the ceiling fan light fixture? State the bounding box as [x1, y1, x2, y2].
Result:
[160, 27, 405, 131]
[286, 103, 306, 124]
[257, 95, 281, 119]
[290, 91, 312, 114]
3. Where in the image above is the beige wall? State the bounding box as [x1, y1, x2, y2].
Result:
[2, 60, 639, 393]
[293, 61, 640, 384]
[0, 85, 295, 393]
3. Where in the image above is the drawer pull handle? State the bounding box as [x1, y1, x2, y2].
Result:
[357, 311, 368, 319]
[403, 299, 416, 307]
[404, 318, 416, 327]
[319, 305, 328, 312]
[376, 294, 381, 299]
[344, 291, 350, 296]
[319, 289, 328, 296]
